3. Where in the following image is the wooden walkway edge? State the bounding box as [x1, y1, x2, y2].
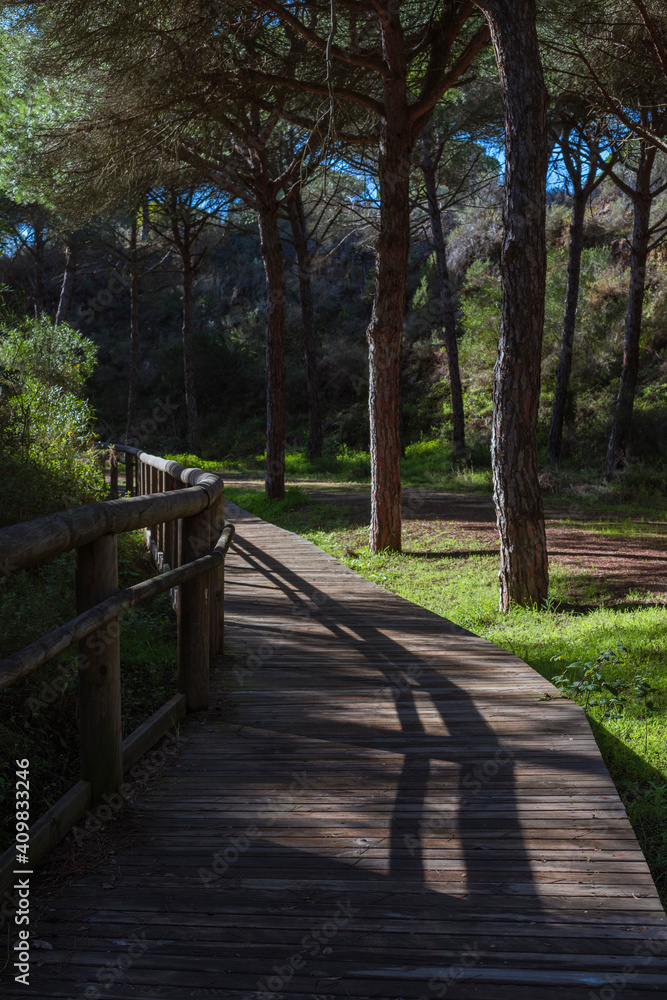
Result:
[5, 502, 667, 998]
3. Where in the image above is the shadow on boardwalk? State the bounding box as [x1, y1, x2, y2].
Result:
[4, 506, 666, 999]
[234, 532, 541, 907]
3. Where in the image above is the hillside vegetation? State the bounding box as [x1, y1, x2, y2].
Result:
[2, 179, 665, 485]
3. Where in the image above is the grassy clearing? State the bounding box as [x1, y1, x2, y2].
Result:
[171, 440, 494, 491]
[226, 482, 667, 908]
[0, 530, 177, 855]
[180, 438, 667, 519]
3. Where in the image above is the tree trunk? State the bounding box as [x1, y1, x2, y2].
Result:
[286, 187, 322, 460]
[366, 17, 412, 553]
[547, 190, 586, 462]
[32, 227, 47, 319]
[480, 0, 550, 610]
[605, 145, 655, 475]
[368, 142, 409, 552]
[141, 192, 150, 242]
[125, 216, 140, 444]
[421, 134, 466, 459]
[55, 245, 77, 326]
[257, 194, 286, 499]
[181, 251, 200, 454]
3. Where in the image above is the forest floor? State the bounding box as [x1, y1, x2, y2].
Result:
[223, 473, 667, 909]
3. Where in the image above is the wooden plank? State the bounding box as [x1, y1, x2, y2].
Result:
[209, 492, 226, 655]
[121, 693, 186, 772]
[109, 446, 118, 499]
[17, 502, 667, 998]
[0, 780, 91, 897]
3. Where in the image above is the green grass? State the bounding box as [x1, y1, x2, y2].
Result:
[557, 516, 667, 537]
[226, 484, 359, 532]
[169, 440, 494, 491]
[228, 483, 667, 908]
[174, 442, 667, 523]
[0, 530, 177, 854]
[165, 452, 226, 474]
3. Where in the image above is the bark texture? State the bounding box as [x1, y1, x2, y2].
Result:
[55, 245, 77, 326]
[286, 187, 322, 460]
[421, 133, 466, 459]
[367, 51, 411, 553]
[181, 249, 200, 454]
[125, 216, 140, 444]
[605, 143, 656, 474]
[32, 226, 47, 319]
[363, 2, 487, 552]
[141, 192, 150, 242]
[547, 192, 585, 462]
[257, 194, 286, 500]
[167, 203, 202, 454]
[478, 0, 549, 609]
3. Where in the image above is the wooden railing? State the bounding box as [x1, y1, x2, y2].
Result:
[0, 446, 234, 891]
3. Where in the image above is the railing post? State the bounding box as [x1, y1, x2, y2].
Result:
[109, 448, 118, 500]
[76, 533, 122, 802]
[148, 465, 158, 556]
[177, 508, 210, 711]
[125, 452, 134, 497]
[157, 469, 164, 555]
[209, 490, 225, 656]
[174, 478, 184, 570]
[164, 473, 175, 569]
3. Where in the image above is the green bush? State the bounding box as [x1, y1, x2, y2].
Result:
[0, 318, 103, 525]
[0, 316, 97, 456]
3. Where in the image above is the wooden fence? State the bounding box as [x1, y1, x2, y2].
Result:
[0, 446, 234, 893]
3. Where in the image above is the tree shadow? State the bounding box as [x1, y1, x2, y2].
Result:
[400, 549, 496, 560]
[18, 512, 667, 999]
[231, 530, 549, 902]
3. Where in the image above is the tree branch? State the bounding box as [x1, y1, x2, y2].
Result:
[574, 44, 667, 157]
[256, 0, 384, 71]
[216, 67, 384, 116]
[630, 0, 667, 79]
[408, 21, 490, 138]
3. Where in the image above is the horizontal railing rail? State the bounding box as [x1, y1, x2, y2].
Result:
[0, 452, 221, 576]
[0, 524, 235, 690]
[0, 443, 234, 897]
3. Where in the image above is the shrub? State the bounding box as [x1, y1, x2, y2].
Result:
[0, 317, 103, 525]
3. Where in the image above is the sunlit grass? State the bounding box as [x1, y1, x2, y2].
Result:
[554, 516, 667, 537]
[180, 440, 495, 491]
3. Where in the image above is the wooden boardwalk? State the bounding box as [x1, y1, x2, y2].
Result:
[10, 503, 667, 998]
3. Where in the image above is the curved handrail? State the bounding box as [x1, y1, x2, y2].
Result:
[0, 449, 223, 578]
[0, 524, 235, 689]
[0, 444, 234, 898]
